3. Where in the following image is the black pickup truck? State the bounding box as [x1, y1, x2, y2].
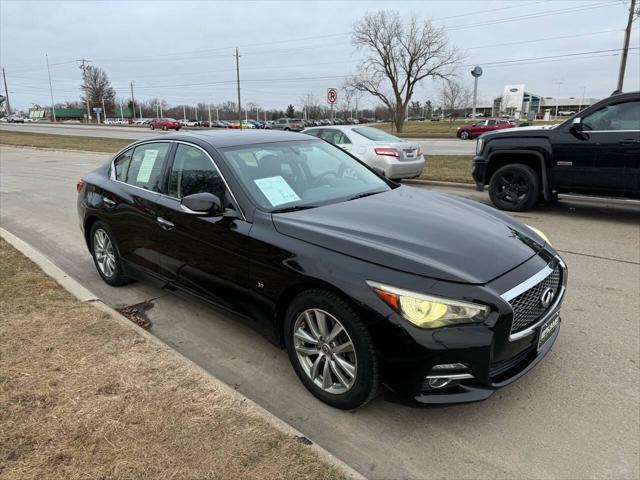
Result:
[472, 91, 640, 211]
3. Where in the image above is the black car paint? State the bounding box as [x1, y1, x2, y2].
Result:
[78, 130, 564, 405]
[472, 91, 640, 199]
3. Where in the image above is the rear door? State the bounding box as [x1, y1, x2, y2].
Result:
[153, 142, 254, 313]
[104, 141, 173, 274]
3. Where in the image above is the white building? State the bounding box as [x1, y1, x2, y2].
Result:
[476, 84, 599, 119]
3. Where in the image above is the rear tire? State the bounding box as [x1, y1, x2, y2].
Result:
[89, 221, 130, 286]
[162, 125, 168, 131]
[150, 125, 155, 130]
[284, 289, 379, 410]
[489, 164, 540, 211]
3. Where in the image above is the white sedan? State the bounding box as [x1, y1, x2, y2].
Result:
[302, 125, 425, 180]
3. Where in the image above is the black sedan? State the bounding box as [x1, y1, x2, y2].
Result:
[77, 130, 567, 409]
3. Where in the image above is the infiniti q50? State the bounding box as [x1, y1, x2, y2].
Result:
[77, 130, 567, 409]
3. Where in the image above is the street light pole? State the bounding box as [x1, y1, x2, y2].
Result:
[2, 67, 11, 115]
[208, 103, 212, 128]
[130, 81, 136, 121]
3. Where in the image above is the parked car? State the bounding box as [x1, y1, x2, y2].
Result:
[303, 125, 425, 180]
[149, 118, 181, 131]
[457, 118, 513, 140]
[78, 130, 566, 409]
[6, 115, 25, 123]
[270, 118, 305, 131]
[179, 119, 200, 127]
[472, 91, 640, 211]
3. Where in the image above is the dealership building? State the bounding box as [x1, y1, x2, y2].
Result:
[475, 85, 600, 119]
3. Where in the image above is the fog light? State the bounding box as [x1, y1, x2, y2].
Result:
[432, 363, 468, 371]
[428, 377, 452, 389]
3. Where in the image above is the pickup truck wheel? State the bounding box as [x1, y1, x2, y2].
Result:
[459, 130, 470, 140]
[489, 164, 540, 211]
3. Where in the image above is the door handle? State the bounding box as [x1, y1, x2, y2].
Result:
[103, 197, 116, 207]
[156, 216, 175, 230]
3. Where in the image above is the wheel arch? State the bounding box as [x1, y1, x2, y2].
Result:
[83, 215, 101, 250]
[273, 280, 364, 347]
[485, 150, 551, 200]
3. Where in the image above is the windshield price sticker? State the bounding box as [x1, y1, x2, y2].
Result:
[254, 176, 301, 206]
[136, 150, 159, 183]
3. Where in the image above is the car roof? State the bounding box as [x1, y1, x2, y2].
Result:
[303, 125, 362, 131]
[159, 129, 313, 148]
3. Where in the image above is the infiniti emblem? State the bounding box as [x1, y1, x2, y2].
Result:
[540, 287, 555, 308]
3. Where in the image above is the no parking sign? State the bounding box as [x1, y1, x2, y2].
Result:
[327, 88, 337, 104]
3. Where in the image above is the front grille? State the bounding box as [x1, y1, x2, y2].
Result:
[509, 266, 561, 334]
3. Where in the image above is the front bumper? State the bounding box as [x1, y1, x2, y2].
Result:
[374, 252, 566, 407]
[384, 321, 560, 407]
[472, 156, 487, 191]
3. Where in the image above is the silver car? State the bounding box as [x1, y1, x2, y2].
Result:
[302, 125, 425, 180]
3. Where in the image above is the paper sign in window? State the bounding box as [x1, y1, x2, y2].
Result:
[136, 150, 159, 183]
[254, 176, 301, 207]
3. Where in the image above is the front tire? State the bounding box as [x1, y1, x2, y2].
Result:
[150, 125, 155, 130]
[90, 221, 130, 286]
[459, 130, 470, 140]
[284, 290, 379, 410]
[489, 164, 540, 211]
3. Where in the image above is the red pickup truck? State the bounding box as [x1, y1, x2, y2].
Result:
[457, 118, 513, 140]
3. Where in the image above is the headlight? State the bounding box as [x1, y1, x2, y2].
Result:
[476, 137, 484, 154]
[367, 281, 490, 329]
[525, 224, 551, 246]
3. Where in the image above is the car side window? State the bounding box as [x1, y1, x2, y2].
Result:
[487, 119, 497, 126]
[168, 144, 226, 201]
[113, 148, 133, 181]
[319, 129, 351, 145]
[126, 142, 171, 191]
[305, 129, 322, 138]
[583, 101, 640, 131]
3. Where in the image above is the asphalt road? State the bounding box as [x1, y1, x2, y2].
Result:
[1, 145, 638, 480]
[0, 122, 476, 156]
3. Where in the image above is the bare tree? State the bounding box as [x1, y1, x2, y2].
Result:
[80, 65, 116, 115]
[348, 10, 460, 132]
[299, 93, 322, 119]
[439, 79, 471, 122]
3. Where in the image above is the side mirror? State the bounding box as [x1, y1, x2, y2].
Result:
[181, 192, 222, 215]
[569, 117, 587, 139]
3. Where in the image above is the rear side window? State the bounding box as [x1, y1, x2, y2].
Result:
[305, 129, 322, 138]
[168, 144, 226, 200]
[113, 148, 133, 181]
[319, 129, 351, 145]
[126, 142, 171, 191]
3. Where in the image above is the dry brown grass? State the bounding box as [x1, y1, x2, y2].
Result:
[0, 130, 132, 152]
[0, 239, 345, 480]
[420, 155, 473, 184]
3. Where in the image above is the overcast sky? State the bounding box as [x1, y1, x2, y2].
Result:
[1, 0, 638, 112]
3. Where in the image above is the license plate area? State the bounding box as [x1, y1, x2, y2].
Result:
[537, 314, 560, 352]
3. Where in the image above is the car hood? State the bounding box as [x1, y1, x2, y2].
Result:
[272, 186, 544, 284]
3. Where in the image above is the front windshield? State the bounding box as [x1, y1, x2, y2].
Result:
[352, 127, 401, 142]
[221, 140, 391, 211]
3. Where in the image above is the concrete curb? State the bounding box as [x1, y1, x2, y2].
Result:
[0, 227, 366, 480]
[402, 178, 476, 189]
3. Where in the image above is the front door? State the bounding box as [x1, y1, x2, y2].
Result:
[552, 99, 640, 194]
[153, 143, 253, 314]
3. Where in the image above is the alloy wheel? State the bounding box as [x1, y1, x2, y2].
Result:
[495, 172, 530, 207]
[93, 229, 116, 278]
[460, 131, 469, 140]
[293, 308, 357, 394]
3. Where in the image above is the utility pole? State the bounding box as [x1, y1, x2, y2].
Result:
[130, 81, 136, 121]
[234, 48, 242, 127]
[194, 106, 198, 122]
[208, 103, 212, 128]
[120, 100, 124, 121]
[183, 104, 186, 120]
[101, 97, 106, 123]
[45, 55, 56, 122]
[216, 107, 219, 122]
[2, 67, 10, 115]
[616, 0, 636, 92]
[77, 58, 92, 123]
